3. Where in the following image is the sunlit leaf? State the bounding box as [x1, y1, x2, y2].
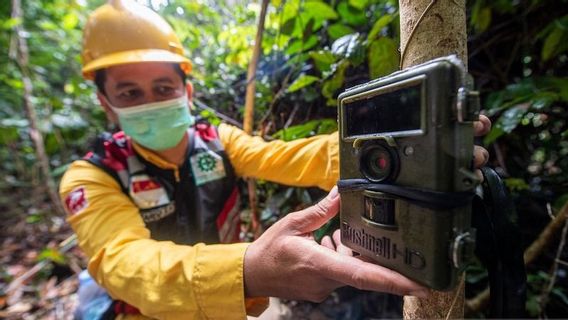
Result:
[62, 13, 79, 30]
[368, 37, 399, 79]
[348, 0, 369, 10]
[304, 2, 338, 21]
[327, 23, 355, 40]
[2, 18, 22, 30]
[38, 248, 66, 265]
[287, 75, 320, 93]
[331, 33, 360, 57]
[272, 119, 337, 141]
[367, 15, 393, 41]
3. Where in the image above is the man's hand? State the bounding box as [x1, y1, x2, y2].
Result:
[243, 187, 429, 302]
[473, 115, 492, 179]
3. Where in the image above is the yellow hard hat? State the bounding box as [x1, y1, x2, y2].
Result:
[81, 0, 192, 80]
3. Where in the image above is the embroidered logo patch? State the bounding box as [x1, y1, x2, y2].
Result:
[64, 187, 88, 215]
[190, 151, 226, 186]
[129, 175, 170, 209]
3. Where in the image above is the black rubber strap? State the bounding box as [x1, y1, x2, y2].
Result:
[337, 179, 474, 210]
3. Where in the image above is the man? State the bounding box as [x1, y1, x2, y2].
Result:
[60, 1, 491, 319]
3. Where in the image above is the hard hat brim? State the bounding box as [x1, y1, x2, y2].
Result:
[82, 49, 192, 80]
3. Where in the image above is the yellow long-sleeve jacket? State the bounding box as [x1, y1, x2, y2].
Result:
[59, 123, 339, 320]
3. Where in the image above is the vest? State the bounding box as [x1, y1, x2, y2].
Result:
[84, 122, 241, 245]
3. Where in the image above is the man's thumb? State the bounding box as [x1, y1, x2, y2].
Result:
[288, 186, 340, 234]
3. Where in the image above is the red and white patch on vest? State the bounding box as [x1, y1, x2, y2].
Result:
[64, 187, 88, 215]
[129, 175, 170, 209]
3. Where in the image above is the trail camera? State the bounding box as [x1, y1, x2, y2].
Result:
[338, 56, 480, 290]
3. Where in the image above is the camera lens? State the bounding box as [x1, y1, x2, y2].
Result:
[360, 144, 399, 182]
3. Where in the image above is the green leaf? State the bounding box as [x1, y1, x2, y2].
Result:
[62, 13, 79, 30]
[285, 35, 318, 55]
[552, 288, 568, 306]
[0, 126, 19, 145]
[38, 248, 66, 265]
[272, 119, 337, 141]
[322, 60, 350, 106]
[331, 33, 360, 57]
[471, 0, 492, 33]
[497, 104, 529, 133]
[348, 0, 369, 10]
[337, 2, 367, 26]
[309, 50, 337, 72]
[287, 75, 320, 93]
[483, 126, 505, 145]
[2, 17, 22, 30]
[368, 37, 399, 79]
[504, 178, 530, 192]
[327, 23, 355, 40]
[367, 15, 393, 41]
[542, 27, 565, 61]
[304, 2, 338, 21]
[280, 17, 296, 35]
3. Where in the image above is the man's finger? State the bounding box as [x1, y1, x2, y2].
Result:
[286, 186, 340, 234]
[311, 245, 429, 297]
[321, 235, 335, 250]
[473, 145, 489, 169]
[474, 115, 491, 137]
[332, 229, 353, 256]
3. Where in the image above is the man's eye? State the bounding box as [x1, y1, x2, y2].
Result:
[118, 89, 142, 100]
[156, 86, 175, 96]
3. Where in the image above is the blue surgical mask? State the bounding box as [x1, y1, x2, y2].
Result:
[108, 95, 194, 151]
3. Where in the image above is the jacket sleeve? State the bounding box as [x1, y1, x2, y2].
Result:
[60, 160, 254, 319]
[218, 124, 339, 191]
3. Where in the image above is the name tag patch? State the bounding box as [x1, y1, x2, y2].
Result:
[190, 151, 226, 186]
[129, 175, 170, 209]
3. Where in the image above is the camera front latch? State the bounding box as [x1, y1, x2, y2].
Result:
[456, 87, 480, 123]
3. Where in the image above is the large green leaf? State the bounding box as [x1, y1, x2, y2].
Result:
[287, 75, 320, 93]
[368, 37, 399, 79]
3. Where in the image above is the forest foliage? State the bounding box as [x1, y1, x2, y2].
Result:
[1, 0, 567, 317]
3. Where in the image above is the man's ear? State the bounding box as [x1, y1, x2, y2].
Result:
[96, 91, 119, 125]
[186, 81, 194, 109]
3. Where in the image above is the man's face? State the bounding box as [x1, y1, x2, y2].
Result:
[98, 62, 190, 123]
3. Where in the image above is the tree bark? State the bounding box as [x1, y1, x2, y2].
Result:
[399, 0, 467, 318]
[11, 0, 65, 216]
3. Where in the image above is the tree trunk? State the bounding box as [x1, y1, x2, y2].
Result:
[11, 0, 66, 216]
[399, 0, 467, 318]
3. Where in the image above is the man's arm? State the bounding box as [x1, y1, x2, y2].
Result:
[218, 123, 338, 191]
[60, 161, 252, 319]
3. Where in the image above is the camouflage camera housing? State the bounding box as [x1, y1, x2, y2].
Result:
[337, 56, 480, 290]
